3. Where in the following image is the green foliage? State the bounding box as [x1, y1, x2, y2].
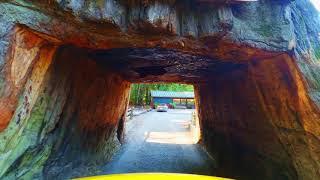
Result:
[154, 102, 159, 108]
[129, 83, 194, 106]
[170, 102, 176, 108]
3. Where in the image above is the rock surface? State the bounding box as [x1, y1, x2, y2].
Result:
[195, 53, 320, 179]
[0, 28, 131, 179]
[0, 0, 319, 179]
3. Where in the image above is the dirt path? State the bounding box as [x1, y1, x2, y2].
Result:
[102, 109, 216, 175]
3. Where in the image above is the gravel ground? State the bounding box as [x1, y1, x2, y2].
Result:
[102, 109, 216, 175]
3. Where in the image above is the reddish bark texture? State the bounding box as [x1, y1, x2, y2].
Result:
[0, 0, 319, 178]
[0, 27, 57, 131]
[195, 54, 320, 179]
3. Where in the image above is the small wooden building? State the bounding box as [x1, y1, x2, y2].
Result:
[150, 91, 195, 109]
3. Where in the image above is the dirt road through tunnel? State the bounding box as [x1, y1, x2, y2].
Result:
[102, 109, 216, 175]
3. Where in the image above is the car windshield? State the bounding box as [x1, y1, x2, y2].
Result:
[159, 103, 167, 106]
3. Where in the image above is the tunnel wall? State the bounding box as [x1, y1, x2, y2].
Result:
[0, 0, 320, 179]
[195, 54, 320, 180]
[0, 27, 131, 179]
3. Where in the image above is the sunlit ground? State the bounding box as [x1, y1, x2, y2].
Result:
[171, 119, 191, 128]
[145, 131, 196, 145]
[144, 116, 201, 145]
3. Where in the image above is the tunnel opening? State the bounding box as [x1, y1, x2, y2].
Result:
[102, 83, 212, 175]
[126, 83, 200, 144]
[1, 25, 320, 180]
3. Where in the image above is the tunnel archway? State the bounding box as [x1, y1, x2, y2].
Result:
[0, 0, 320, 179]
[0, 26, 319, 180]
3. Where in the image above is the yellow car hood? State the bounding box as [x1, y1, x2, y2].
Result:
[74, 173, 233, 180]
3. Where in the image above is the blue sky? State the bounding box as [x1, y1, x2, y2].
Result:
[310, 0, 320, 11]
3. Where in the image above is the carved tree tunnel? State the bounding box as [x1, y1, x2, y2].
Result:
[1, 0, 320, 180]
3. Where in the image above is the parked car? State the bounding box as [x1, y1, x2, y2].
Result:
[156, 103, 169, 112]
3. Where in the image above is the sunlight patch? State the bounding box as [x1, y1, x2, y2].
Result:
[145, 131, 197, 145]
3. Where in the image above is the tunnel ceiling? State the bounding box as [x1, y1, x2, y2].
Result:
[90, 47, 248, 83]
[1, 0, 320, 180]
[1, 0, 293, 60]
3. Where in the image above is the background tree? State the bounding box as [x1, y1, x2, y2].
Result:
[129, 83, 194, 106]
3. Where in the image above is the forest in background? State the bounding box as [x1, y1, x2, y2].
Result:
[129, 83, 194, 106]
